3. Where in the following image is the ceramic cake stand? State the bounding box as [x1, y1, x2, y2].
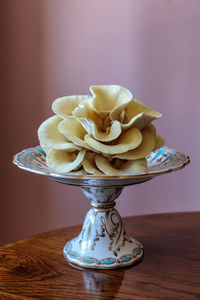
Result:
[13, 146, 189, 269]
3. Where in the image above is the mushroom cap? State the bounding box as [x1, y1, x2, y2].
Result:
[114, 129, 156, 160]
[58, 118, 95, 151]
[84, 127, 142, 155]
[95, 154, 147, 175]
[90, 85, 132, 120]
[82, 152, 103, 175]
[52, 95, 91, 119]
[46, 148, 86, 174]
[38, 115, 80, 151]
[121, 99, 162, 130]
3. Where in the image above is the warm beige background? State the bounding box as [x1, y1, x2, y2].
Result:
[1, 0, 199, 246]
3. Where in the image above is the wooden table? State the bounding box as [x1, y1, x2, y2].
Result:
[0, 212, 200, 299]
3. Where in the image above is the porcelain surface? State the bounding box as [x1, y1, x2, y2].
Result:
[13, 146, 190, 269]
[13, 146, 189, 187]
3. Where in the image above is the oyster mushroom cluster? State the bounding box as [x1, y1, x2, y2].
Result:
[38, 85, 164, 175]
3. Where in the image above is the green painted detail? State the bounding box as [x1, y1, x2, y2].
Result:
[136, 249, 141, 255]
[104, 260, 114, 264]
[122, 257, 131, 262]
[38, 148, 46, 156]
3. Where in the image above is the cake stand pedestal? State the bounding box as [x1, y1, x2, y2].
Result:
[63, 186, 143, 269]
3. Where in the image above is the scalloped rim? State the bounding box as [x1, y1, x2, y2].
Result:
[13, 146, 190, 181]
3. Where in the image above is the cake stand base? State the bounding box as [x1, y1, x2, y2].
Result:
[63, 187, 143, 269]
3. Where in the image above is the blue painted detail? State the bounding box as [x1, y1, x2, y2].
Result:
[136, 250, 141, 255]
[65, 245, 69, 251]
[83, 259, 93, 263]
[153, 148, 165, 159]
[104, 260, 114, 264]
[122, 257, 131, 262]
[37, 148, 46, 156]
[69, 253, 76, 258]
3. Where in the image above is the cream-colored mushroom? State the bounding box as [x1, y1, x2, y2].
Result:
[72, 100, 102, 129]
[154, 134, 165, 150]
[90, 85, 132, 120]
[58, 118, 95, 151]
[52, 95, 91, 119]
[38, 85, 165, 176]
[73, 100, 122, 142]
[95, 154, 147, 175]
[121, 99, 162, 130]
[143, 123, 156, 135]
[114, 129, 156, 160]
[46, 148, 86, 174]
[84, 127, 142, 155]
[92, 120, 122, 142]
[40, 144, 50, 155]
[82, 152, 103, 175]
[38, 115, 81, 151]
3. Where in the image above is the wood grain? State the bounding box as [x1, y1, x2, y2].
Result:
[0, 212, 200, 299]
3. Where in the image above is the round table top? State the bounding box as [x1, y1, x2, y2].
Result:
[0, 212, 200, 299]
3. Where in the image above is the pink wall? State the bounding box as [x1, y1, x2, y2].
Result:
[1, 0, 199, 245]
